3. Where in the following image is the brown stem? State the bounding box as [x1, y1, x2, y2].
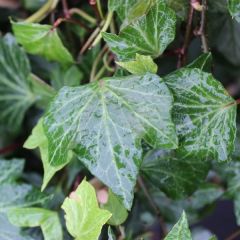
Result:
[195, 0, 209, 53]
[0, 142, 22, 155]
[177, 1, 194, 68]
[225, 229, 240, 240]
[89, 0, 101, 22]
[236, 98, 240, 105]
[61, 0, 70, 18]
[137, 176, 168, 237]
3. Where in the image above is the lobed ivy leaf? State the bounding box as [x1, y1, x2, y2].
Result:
[24, 119, 73, 191]
[116, 54, 158, 75]
[8, 207, 63, 240]
[62, 179, 112, 240]
[0, 158, 50, 212]
[108, 227, 116, 240]
[11, 21, 74, 66]
[141, 149, 210, 199]
[42, 73, 177, 209]
[103, 1, 176, 60]
[228, 0, 240, 22]
[103, 190, 128, 225]
[164, 68, 237, 161]
[0, 34, 36, 132]
[164, 211, 192, 240]
[0, 213, 34, 240]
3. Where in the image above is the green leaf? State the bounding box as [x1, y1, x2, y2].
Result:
[50, 65, 83, 90]
[103, 1, 176, 60]
[164, 68, 237, 161]
[0, 159, 25, 183]
[116, 54, 158, 75]
[30, 74, 56, 108]
[187, 53, 213, 72]
[141, 149, 210, 199]
[228, 0, 240, 22]
[164, 211, 192, 240]
[62, 179, 111, 240]
[0, 34, 36, 132]
[207, 11, 240, 66]
[24, 119, 73, 191]
[11, 21, 74, 66]
[42, 73, 177, 209]
[164, 0, 189, 20]
[0, 213, 34, 240]
[8, 207, 63, 240]
[233, 193, 240, 225]
[0, 158, 50, 212]
[103, 190, 128, 225]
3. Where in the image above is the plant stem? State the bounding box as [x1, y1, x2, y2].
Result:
[61, 0, 70, 18]
[177, 0, 194, 68]
[91, 11, 113, 47]
[196, 0, 209, 53]
[25, 0, 59, 23]
[96, 0, 104, 19]
[225, 229, 240, 240]
[90, 45, 108, 82]
[137, 176, 168, 237]
[69, 8, 97, 24]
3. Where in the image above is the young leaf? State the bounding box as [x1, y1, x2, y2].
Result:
[42, 73, 178, 209]
[11, 21, 74, 66]
[62, 179, 111, 240]
[103, 1, 176, 60]
[116, 54, 158, 75]
[228, 0, 240, 22]
[164, 68, 237, 161]
[24, 119, 73, 191]
[164, 211, 192, 240]
[7, 208, 63, 240]
[103, 190, 128, 225]
[0, 34, 36, 132]
[141, 149, 210, 199]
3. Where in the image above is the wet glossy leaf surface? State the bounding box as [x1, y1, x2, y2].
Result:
[11, 21, 74, 65]
[43, 73, 177, 209]
[103, 1, 176, 60]
[164, 68, 236, 161]
[62, 179, 111, 240]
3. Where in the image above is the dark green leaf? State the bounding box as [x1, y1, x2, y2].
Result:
[164, 211, 192, 240]
[0, 34, 35, 132]
[11, 21, 74, 66]
[164, 68, 236, 161]
[8, 207, 63, 240]
[43, 73, 177, 209]
[103, 1, 176, 60]
[103, 190, 128, 225]
[187, 53, 213, 72]
[50, 65, 83, 90]
[62, 179, 111, 240]
[142, 149, 210, 199]
[228, 0, 240, 22]
[164, 0, 188, 20]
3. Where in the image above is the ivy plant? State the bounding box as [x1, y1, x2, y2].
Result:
[0, 0, 240, 239]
